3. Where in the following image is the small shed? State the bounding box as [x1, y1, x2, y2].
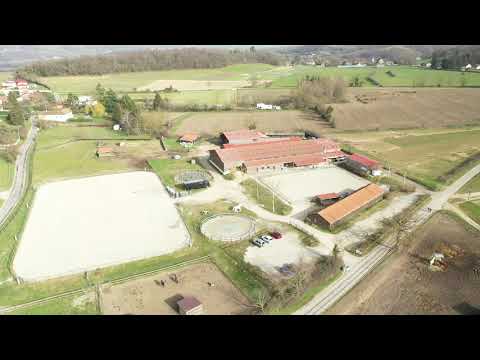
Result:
[113, 124, 121, 131]
[177, 296, 203, 315]
[183, 179, 210, 190]
[315, 193, 341, 206]
[96, 147, 114, 158]
[179, 133, 199, 145]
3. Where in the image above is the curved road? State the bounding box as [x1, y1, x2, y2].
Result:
[0, 121, 38, 229]
[295, 163, 480, 315]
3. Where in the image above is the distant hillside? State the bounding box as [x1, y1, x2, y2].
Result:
[431, 45, 480, 69]
[20, 47, 285, 77]
[279, 45, 459, 64]
[0, 45, 274, 71]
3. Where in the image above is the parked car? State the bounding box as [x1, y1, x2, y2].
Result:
[260, 234, 273, 243]
[252, 238, 265, 248]
[271, 231, 282, 239]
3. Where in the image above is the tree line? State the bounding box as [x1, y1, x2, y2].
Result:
[20, 48, 286, 77]
[431, 46, 480, 69]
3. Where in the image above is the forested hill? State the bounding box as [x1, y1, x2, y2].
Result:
[20, 48, 285, 77]
[431, 46, 480, 69]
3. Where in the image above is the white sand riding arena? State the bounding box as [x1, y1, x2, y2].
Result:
[259, 166, 370, 209]
[13, 172, 190, 282]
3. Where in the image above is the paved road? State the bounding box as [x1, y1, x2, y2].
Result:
[295, 163, 480, 315]
[0, 122, 38, 229]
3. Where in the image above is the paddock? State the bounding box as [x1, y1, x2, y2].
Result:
[13, 171, 190, 282]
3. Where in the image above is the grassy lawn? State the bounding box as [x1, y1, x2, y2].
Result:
[8, 292, 99, 315]
[32, 125, 151, 185]
[0, 72, 12, 83]
[0, 158, 14, 191]
[131, 89, 235, 106]
[336, 128, 480, 191]
[241, 178, 293, 215]
[458, 174, 480, 194]
[40, 64, 276, 94]
[148, 158, 209, 190]
[459, 201, 480, 224]
[33, 141, 133, 185]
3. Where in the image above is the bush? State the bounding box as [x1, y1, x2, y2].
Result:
[0, 146, 19, 163]
[224, 172, 235, 181]
[301, 235, 319, 247]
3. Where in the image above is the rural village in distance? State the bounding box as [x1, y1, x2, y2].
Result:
[0, 44, 479, 316]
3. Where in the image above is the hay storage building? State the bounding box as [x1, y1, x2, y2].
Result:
[209, 137, 345, 175]
[37, 108, 74, 122]
[309, 183, 385, 229]
[343, 153, 381, 176]
[177, 296, 204, 315]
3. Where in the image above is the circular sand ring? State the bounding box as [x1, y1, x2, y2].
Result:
[200, 214, 256, 242]
[174, 170, 212, 185]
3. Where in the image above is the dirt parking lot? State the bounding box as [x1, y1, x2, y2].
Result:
[101, 262, 251, 315]
[244, 231, 326, 281]
[13, 172, 190, 281]
[327, 212, 480, 315]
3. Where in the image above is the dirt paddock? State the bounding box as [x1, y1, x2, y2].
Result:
[331, 88, 480, 130]
[100, 262, 252, 315]
[327, 212, 480, 315]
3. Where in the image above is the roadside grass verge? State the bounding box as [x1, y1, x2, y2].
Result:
[0, 158, 14, 191]
[458, 174, 480, 194]
[458, 201, 480, 224]
[268, 269, 342, 315]
[345, 194, 431, 256]
[241, 178, 292, 215]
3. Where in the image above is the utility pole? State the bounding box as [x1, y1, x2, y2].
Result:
[256, 181, 259, 200]
[403, 171, 407, 185]
[272, 188, 275, 214]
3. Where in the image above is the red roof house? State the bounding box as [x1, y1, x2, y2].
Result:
[179, 133, 199, 143]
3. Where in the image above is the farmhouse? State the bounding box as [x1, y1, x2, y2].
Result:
[37, 108, 74, 122]
[179, 133, 199, 145]
[342, 153, 382, 176]
[309, 183, 385, 229]
[257, 103, 273, 110]
[16, 79, 28, 88]
[177, 296, 204, 315]
[209, 137, 345, 174]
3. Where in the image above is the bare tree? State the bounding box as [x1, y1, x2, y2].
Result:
[254, 289, 269, 314]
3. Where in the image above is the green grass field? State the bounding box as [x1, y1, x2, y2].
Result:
[0, 72, 12, 83]
[459, 201, 480, 224]
[8, 292, 99, 315]
[32, 125, 144, 185]
[40, 64, 276, 94]
[0, 158, 14, 191]
[336, 128, 480, 191]
[459, 174, 480, 194]
[241, 179, 292, 215]
[264, 65, 480, 88]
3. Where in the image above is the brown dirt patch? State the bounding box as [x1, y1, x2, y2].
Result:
[174, 110, 330, 137]
[331, 88, 480, 130]
[100, 262, 252, 315]
[327, 212, 480, 315]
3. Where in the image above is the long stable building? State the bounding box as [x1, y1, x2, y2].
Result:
[309, 183, 385, 229]
[209, 135, 345, 174]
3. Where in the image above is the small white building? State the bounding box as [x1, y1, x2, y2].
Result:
[78, 96, 96, 106]
[426, 63, 432, 68]
[465, 64, 472, 70]
[37, 108, 74, 122]
[476, 65, 480, 70]
[113, 124, 121, 131]
[256, 103, 273, 110]
[2, 80, 16, 89]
